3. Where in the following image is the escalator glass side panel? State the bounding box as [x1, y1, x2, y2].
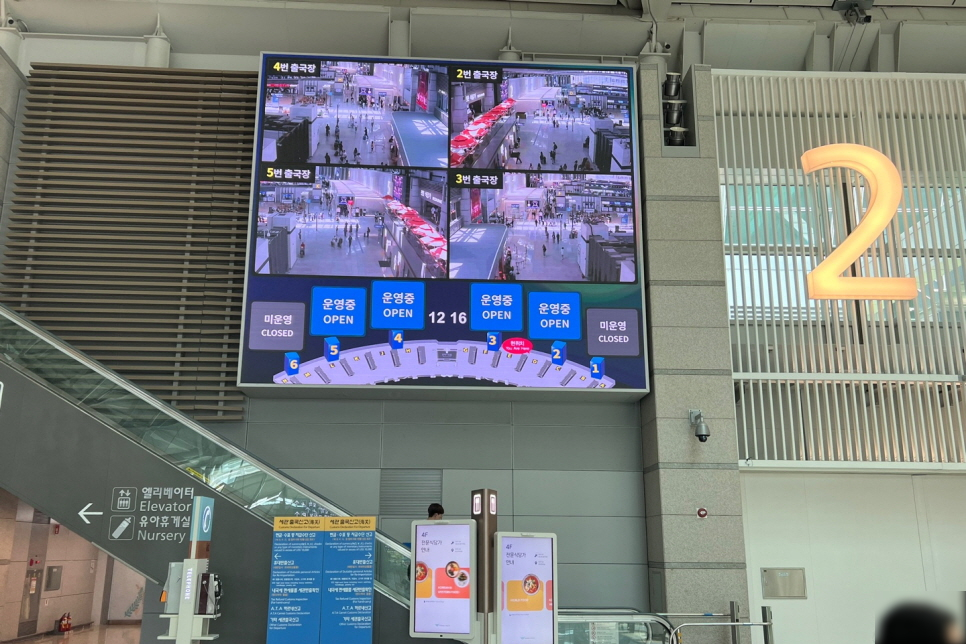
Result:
[0, 303, 413, 604]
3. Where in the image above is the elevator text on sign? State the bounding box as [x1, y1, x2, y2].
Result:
[801, 144, 917, 301]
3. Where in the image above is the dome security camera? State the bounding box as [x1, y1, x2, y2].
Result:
[695, 420, 710, 442]
[689, 409, 711, 443]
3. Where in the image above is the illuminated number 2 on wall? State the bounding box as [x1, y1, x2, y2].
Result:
[801, 143, 917, 300]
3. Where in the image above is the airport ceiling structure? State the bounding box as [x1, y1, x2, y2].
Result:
[1, 0, 964, 74]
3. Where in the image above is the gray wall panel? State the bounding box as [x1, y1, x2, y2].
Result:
[513, 471, 646, 517]
[379, 518, 415, 544]
[384, 401, 512, 425]
[512, 402, 640, 427]
[557, 564, 648, 610]
[513, 425, 643, 471]
[246, 423, 383, 468]
[215, 399, 648, 610]
[205, 422, 249, 449]
[232, 399, 648, 610]
[248, 399, 384, 424]
[283, 469, 382, 515]
[513, 516, 647, 565]
[382, 424, 513, 469]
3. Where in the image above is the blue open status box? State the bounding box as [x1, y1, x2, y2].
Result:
[370, 281, 425, 330]
[470, 283, 523, 332]
[310, 287, 367, 336]
[528, 292, 582, 341]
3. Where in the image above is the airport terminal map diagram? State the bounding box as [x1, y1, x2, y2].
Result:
[240, 53, 648, 392]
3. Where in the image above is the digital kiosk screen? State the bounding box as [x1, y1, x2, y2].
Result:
[241, 53, 648, 392]
[498, 535, 556, 644]
[410, 522, 475, 637]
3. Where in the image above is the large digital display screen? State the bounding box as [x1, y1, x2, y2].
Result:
[410, 521, 476, 638]
[240, 53, 648, 393]
[497, 533, 557, 644]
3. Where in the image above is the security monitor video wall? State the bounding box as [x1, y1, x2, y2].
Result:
[241, 54, 649, 393]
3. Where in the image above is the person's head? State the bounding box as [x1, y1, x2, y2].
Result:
[877, 603, 963, 644]
[427, 503, 444, 520]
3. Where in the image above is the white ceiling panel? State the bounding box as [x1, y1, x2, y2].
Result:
[704, 22, 814, 70]
[157, 3, 391, 56]
[7, 0, 158, 36]
[410, 8, 512, 60]
[878, 7, 927, 18]
[409, 8, 650, 60]
[512, 13, 650, 56]
[917, 5, 966, 16]
[6, 0, 392, 57]
[897, 22, 966, 72]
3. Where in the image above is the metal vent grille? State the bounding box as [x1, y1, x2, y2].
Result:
[0, 64, 258, 421]
[379, 470, 443, 518]
[713, 72, 966, 463]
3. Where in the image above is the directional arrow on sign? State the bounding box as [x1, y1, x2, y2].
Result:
[366, 552, 373, 559]
[78, 503, 103, 524]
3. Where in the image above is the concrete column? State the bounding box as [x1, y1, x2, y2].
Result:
[638, 63, 749, 643]
[452, 83, 468, 132]
[483, 84, 495, 112]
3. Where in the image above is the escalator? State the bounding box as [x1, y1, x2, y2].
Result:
[0, 302, 412, 644]
[0, 303, 674, 644]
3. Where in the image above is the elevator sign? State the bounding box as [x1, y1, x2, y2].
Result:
[103, 486, 196, 543]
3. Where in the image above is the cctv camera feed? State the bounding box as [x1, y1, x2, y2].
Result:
[241, 54, 649, 393]
[448, 173, 636, 282]
[263, 60, 449, 168]
[450, 68, 632, 172]
[256, 167, 448, 279]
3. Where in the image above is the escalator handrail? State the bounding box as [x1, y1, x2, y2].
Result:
[0, 302, 411, 563]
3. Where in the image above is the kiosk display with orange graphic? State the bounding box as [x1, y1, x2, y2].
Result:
[495, 533, 558, 644]
[409, 520, 477, 639]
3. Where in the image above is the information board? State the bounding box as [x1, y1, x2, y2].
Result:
[241, 53, 648, 393]
[267, 517, 376, 644]
[495, 532, 557, 644]
[409, 520, 477, 639]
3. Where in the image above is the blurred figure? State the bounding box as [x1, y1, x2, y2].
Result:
[877, 603, 964, 644]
